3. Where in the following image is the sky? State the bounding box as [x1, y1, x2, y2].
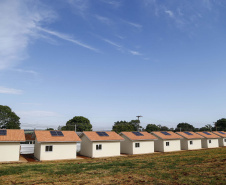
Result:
[0, 0, 226, 130]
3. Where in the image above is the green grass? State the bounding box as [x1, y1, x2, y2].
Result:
[0, 147, 225, 184]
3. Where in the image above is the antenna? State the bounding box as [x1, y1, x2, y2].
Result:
[136, 115, 142, 120]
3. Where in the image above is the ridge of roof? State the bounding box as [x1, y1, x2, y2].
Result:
[152, 131, 183, 140]
[120, 131, 157, 141]
[176, 131, 204, 139]
[212, 131, 226, 138]
[35, 130, 81, 142]
[196, 132, 220, 139]
[82, 131, 124, 141]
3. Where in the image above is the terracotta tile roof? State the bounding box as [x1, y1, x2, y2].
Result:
[35, 130, 81, 142]
[82, 131, 124, 141]
[152, 131, 183, 140]
[196, 132, 220, 139]
[176, 132, 204, 139]
[0, 129, 25, 142]
[25, 133, 35, 141]
[120, 131, 157, 141]
[212, 131, 226, 138]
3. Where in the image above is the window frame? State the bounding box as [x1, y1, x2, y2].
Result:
[96, 144, 102, 150]
[166, 141, 170, 146]
[45, 145, 53, 152]
[190, 140, 193, 145]
[224, 139, 226, 142]
[135, 143, 140, 148]
[209, 140, 211, 144]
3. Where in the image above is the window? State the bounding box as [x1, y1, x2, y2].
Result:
[224, 139, 226, 142]
[96, 144, 102, 150]
[166, 142, 170, 146]
[209, 140, 211, 144]
[190, 141, 193, 145]
[135, 143, 140, 148]
[45, 146, 53, 152]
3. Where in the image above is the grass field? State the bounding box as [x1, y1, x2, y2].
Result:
[0, 147, 225, 184]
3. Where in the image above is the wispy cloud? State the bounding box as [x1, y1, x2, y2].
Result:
[165, 10, 174, 18]
[67, 0, 90, 17]
[0, 86, 23, 94]
[99, 0, 122, 8]
[129, 50, 143, 56]
[95, 15, 112, 25]
[122, 20, 143, 29]
[38, 27, 99, 52]
[17, 111, 60, 117]
[11, 68, 38, 75]
[0, 0, 56, 70]
[102, 38, 122, 49]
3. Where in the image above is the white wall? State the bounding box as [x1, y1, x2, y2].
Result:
[218, 138, 226, 147]
[181, 139, 202, 150]
[80, 135, 93, 157]
[120, 135, 133, 154]
[201, 138, 219, 148]
[34, 138, 41, 160]
[92, 141, 121, 158]
[154, 139, 181, 152]
[132, 140, 154, 154]
[0, 142, 20, 162]
[35, 142, 77, 161]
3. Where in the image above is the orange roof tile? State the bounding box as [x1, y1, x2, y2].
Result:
[82, 131, 124, 141]
[120, 131, 157, 141]
[152, 131, 183, 140]
[0, 129, 25, 142]
[212, 131, 226, 138]
[176, 132, 204, 139]
[196, 132, 220, 139]
[35, 130, 81, 142]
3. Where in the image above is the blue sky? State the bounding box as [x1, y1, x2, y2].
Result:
[1, 0, 226, 130]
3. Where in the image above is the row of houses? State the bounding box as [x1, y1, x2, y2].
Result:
[0, 129, 225, 162]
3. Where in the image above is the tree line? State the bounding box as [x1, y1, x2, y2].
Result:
[0, 105, 226, 132]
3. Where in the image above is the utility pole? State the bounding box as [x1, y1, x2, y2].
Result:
[136, 115, 142, 121]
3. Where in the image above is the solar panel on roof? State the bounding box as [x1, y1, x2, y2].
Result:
[96, 132, 109, 136]
[218, 131, 225, 134]
[203, 131, 211, 135]
[50, 131, 64, 136]
[0, 130, 7, 136]
[184, 131, 193, 135]
[161, 131, 171, 135]
[132, 132, 144, 136]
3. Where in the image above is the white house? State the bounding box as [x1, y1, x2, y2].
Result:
[212, 131, 226, 147]
[80, 131, 124, 158]
[152, 131, 183, 152]
[176, 131, 204, 150]
[34, 130, 81, 161]
[20, 133, 35, 154]
[119, 131, 157, 155]
[0, 129, 25, 162]
[197, 132, 220, 148]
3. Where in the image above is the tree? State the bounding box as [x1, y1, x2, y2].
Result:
[112, 120, 137, 133]
[145, 124, 160, 132]
[175, 122, 195, 132]
[62, 116, 92, 132]
[214, 118, 226, 131]
[46, 128, 54, 130]
[0, 105, 20, 129]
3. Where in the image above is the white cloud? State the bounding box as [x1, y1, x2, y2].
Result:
[0, 0, 56, 70]
[165, 10, 174, 18]
[102, 38, 122, 49]
[67, 0, 90, 17]
[129, 50, 142, 56]
[11, 68, 38, 75]
[99, 0, 122, 8]
[38, 27, 99, 52]
[95, 15, 112, 25]
[123, 20, 143, 29]
[0, 86, 23, 94]
[17, 111, 60, 117]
